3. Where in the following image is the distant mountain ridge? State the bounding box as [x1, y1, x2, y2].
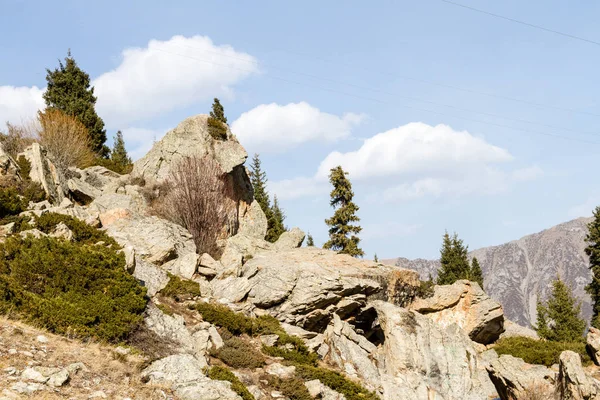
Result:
[384, 217, 593, 327]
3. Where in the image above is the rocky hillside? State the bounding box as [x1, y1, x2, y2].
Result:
[386, 217, 593, 327]
[3, 113, 600, 399]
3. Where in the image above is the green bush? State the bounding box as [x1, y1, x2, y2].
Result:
[34, 212, 119, 247]
[494, 337, 591, 367]
[213, 337, 265, 369]
[295, 364, 379, 400]
[207, 117, 228, 140]
[159, 274, 201, 301]
[194, 302, 254, 335]
[0, 188, 26, 219]
[0, 235, 147, 342]
[262, 345, 319, 366]
[266, 375, 312, 400]
[19, 181, 46, 204]
[16, 156, 31, 181]
[206, 366, 255, 400]
[94, 157, 132, 175]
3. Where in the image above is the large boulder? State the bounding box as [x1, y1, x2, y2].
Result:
[556, 350, 600, 399]
[588, 327, 600, 366]
[210, 247, 420, 331]
[319, 302, 496, 400]
[499, 319, 539, 341]
[486, 354, 555, 400]
[410, 280, 504, 344]
[0, 142, 20, 181]
[19, 143, 66, 203]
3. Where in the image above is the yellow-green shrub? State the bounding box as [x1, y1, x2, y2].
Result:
[295, 364, 379, 400]
[206, 366, 255, 400]
[212, 337, 265, 369]
[159, 274, 201, 301]
[494, 336, 591, 367]
[0, 188, 27, 219]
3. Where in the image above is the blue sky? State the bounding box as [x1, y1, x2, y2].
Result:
[2, 0, 600, 259]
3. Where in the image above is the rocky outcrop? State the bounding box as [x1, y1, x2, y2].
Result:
[500, 319, 539, 340]
[0, 142, 20, 181]
[410, 280, 504, 344]
[588, 327, 600, 366]
[486, 354, 555, 400]
[210, 247, 420, 331]
[19, 143, 66, 203]
[388, 217, 593, 327]
[556, 350, 600, 400]
[318, 302, 496, 399]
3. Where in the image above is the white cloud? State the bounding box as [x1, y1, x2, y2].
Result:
[0, 86, 45, 128]
[231, 102, 364, 153]
[93, 35, 259, 128]
[268, 177, 329, 201]
[272, 122, 540, 201]
[119, 127, 167, 161]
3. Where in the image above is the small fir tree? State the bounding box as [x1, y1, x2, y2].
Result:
[585, 206, 600, 328]
[207, 98, 228, 140]
[267, 195, 286, 242]
[44, 50, 108, 156]
[374, 253, 379, 263]
[469, 257, 484, 288]
[306, 233, 315, 247]
[536, 277, 586, 342]
[110, 131, 132, 174]
[437, 231, 470, 285]
[323, 166, 364, 257]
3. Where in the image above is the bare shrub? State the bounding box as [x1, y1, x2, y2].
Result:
[0, 122, 37, 158]
[153, 156, 236, 256]
[35, 109, 95, 172]
[518, 381, 554, 400]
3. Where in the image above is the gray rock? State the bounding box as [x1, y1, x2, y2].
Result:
[198, 253, 220, 277]
[237, 199, 269, 240]
[211, 276, 253, 303]
[486, 354, 555, 400]
[410, 280, 504, 344]
[174, 380, 243, 400]
[208, 326, 224, 350]
[47, 368, 70, 387]
[167, 253, 199, 279]
[19, 229, 47, 239]
[305, 380, 346, 400]
[500, 319, 539, 341]
[67, 177, 101, 203]
[19, 143, 66, 203]
[265, 363, 296, 379]
[0, 142, 19, 179]
[556, 350, 600, 399]
[588, 327, 600, 366]
[122, 246, 136, 273]
[133, 257, 169, 297]
[260, 334, 279, 347]
[49, 222, 73, 241]
[141, 354, 205, 385]
[273, 228, 306, 251]
[90, 192, 147, 216]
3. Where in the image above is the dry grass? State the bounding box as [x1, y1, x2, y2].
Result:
[0, 122, 37, 158]
[517, 381, 554, 400]
[0, 317, 173, 399]
[35, 109, 95, 172]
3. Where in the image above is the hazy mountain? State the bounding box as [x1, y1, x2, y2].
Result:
[384, 217, 593, 327]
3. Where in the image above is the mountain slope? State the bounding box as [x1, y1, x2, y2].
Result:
[385, 217, 593, 327]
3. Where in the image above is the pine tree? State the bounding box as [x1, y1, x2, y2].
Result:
[586, 206, 600, 328]
[469, 257, 484, 288]
[323, 166, 364, 257]
[437, 231, 470, 285]
[207, 98, 228, 140]
[268, 195, 286, 242]
[44, 51, 108, 156]
[374, 253, 379, 263]
[306, 233, 315, 247]
[110, 131, 132, 174]
[536, 277, 586, 342]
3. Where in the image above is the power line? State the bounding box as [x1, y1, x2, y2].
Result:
[154, 47, 600, 145]
[170, 43, 600, 138]
[438, 0, 600, 47]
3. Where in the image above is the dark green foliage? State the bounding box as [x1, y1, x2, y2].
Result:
[0, 215, 33, 232]
[34, 212, 119, 247]
[208, 98, 228, 140]
[469, 257, 484, 288]
[44, 51, 108, 155]
[436, 231, 470, 285]
[295, 364, 379, 400]
[323, 166, 363, 257]
[0, 188, 26, 219]
[586, 206, 600, 329]
[374, 253, 378, 263]
[306, 233, 314, 247]
[156, 303, 174, 316]
[262, 344, 318, 366]
[268, 195, 286, 242]
[536, 277, 586, 342]
[194, 302, 254, 335]
[159, 274, 201, 302]
[17, 181, 46, 204]
[0, 235, 147, 341]
[207, 366, 255, 400]
[16, 156, 31, 180]
[266, 375, 312, 400]
[417, 274, 435, 299]
[97, 131, 133, 174]
[213, 337, 265, 369]
[494, 337, 591, 367]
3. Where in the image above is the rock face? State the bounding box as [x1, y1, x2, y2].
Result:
[500, 319, 539, 340]
[410, 280, 504, 344]
[19, 143, 66, 203]
[0, 143, 19, 180]
[210, 247, 420, 331]
[486, 354, 555, 400]
[387, 217, 593, 327]
[588, 327, 600, 366]
[556, 350, 600, 400]
[319, 302, 495, 400]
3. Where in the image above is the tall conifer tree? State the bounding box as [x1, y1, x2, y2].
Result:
[323, 166, 363, 257]
[207, 98, 228, 140]
[469, 257, 484, 288]
[110, 131, 132, 174]
[44, 51, 108, 156]
[536, 277, 586, 342]
[437, 231, 470, 285]
[306, 233, 315, 247]
[586, 206, 600, 328]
